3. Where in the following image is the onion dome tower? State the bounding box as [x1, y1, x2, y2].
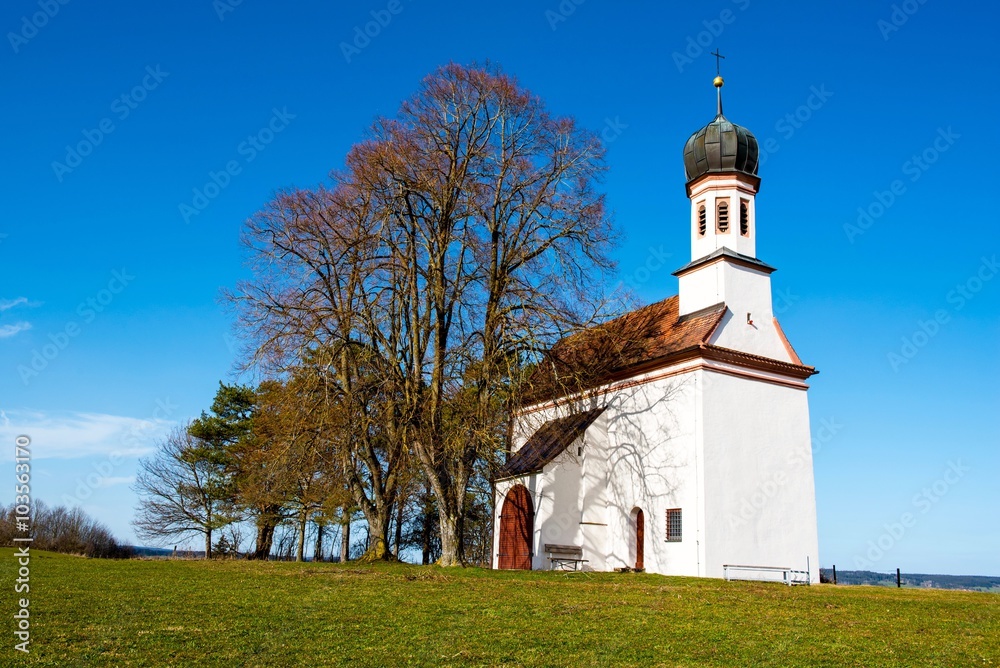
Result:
[679, 70, 762, 265]
[674, 63, 776, 320]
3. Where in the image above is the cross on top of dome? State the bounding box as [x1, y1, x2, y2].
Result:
[681, 55, 760, 184]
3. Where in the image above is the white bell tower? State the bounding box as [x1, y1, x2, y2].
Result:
[688, 174, 759, 261]
[674, 71, 792, 364]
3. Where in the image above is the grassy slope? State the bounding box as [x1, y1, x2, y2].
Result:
[0, 549, 997, 667]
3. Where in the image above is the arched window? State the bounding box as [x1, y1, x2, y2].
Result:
[717, 200, 730, 233]
[740, 199, 750, 236]
[697, 203, 707, 236]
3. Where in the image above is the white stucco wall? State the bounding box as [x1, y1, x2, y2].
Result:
[699, 370, 820, 582]
[602, 373, 701, 575]
[494, 370, 703, 576]
[494, 405, 612, 572]
[678, 261, 793, 363]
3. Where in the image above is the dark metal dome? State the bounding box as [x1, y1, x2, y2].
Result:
[683, 113, 759, 183]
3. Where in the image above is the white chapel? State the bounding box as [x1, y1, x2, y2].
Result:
[492, 73, 821, 583]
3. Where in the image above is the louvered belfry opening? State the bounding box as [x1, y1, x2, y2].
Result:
[740, 199, 749, 236]
[697, 203, 707, 236]
[498, 484, 534, 570]
[717, 200, 730, 232]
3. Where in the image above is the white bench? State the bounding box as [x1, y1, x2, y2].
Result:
[545, 544, 588, 571]
[723, 564, 810, 586]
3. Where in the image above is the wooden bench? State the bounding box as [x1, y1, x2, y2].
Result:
[545, 544, 588, 571]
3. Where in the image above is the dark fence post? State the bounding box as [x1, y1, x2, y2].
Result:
[833, 564, 837, 585]
[896, 568, 901, 588]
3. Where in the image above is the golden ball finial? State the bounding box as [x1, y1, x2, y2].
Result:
[713, 75, 724, 88]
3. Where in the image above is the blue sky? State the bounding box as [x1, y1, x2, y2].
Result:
[1, 0, 997, 574]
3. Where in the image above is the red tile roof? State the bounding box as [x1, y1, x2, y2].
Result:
[522, 295, 815, 405]
[522, 295, 726, 404]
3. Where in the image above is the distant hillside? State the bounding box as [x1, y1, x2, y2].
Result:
[131, 546, 205, 558]
[821, 569, 1000, 592]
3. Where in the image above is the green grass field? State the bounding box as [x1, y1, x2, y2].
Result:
[1, 549, 997, 667]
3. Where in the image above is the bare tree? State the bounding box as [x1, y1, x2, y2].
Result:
[232, 63, 617, 565]
[1, 500, 131, 558]
[232, 198, 412, 560]
[133, 427, 239, 558]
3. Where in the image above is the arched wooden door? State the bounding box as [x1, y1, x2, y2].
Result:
[635, 509, 645, 571]
[498, 485, 533, 570]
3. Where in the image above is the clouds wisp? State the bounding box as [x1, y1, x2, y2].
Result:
[0, 410, 176, 459]
[0, 322, 31, 338]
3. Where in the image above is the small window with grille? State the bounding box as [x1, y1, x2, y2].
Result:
[697, 203, 707, 236]
[717, 200, 729, 233]
[740, 199, 750, 236]
[666, 508, 682, 542]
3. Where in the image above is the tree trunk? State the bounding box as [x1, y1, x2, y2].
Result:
[421, 486, 434, 565]
[340, 516, 351, 563]
[253, 518, 277, 560]
[314, 523, 324, 562]
[438, 509, 463, 567]
[421, 517, 432, 565]
[393, 498, 404, 559]
[205, 529, 212, 560]
[361, 509, 391, 560]
[420, 462, 470, 567]
[296, 511, 307, 562]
